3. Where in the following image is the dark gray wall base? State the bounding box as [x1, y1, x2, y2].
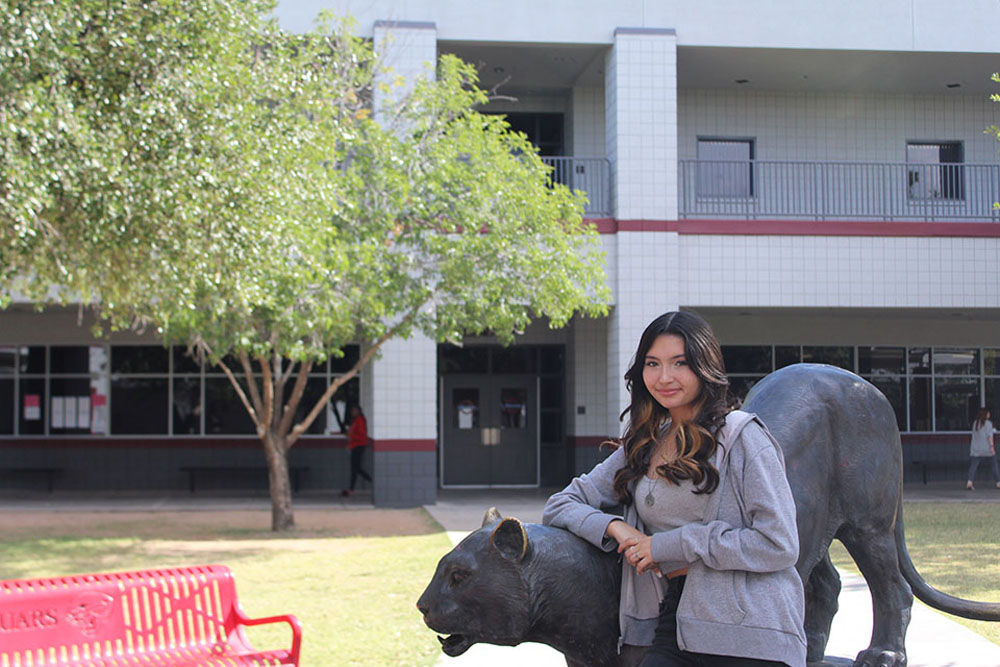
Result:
[373, 450, 436, 507]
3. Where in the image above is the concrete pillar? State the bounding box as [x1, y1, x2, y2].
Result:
[367, 334, 437, 507]
[605, 27, 678, 222]
[604, 27, 681, 440]
[373, 20, 438, 119]
[369, 20, 439, 507]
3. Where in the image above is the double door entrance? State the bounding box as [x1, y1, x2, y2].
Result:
[441, 374, 537, 487]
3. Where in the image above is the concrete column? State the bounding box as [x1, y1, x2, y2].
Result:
[369, 20, 439, 507]
[367, 334, 437, 507]
[603, 27, 681, 439]
[373, 20, 438, 120]
[605, 27, 678, 221]
[606, 232, 681, 438]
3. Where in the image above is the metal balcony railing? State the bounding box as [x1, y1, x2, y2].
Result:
[679, 160, 1000, 222]
[541, 156, 611, 217]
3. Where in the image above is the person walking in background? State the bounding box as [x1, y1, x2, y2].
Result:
[342, 404, 372, 497]
[966, 408, 998, 491]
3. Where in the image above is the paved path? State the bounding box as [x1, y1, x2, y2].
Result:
[424, 485, 1000, 667]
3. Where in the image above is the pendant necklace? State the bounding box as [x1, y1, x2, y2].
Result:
[644, 475, 656, 507]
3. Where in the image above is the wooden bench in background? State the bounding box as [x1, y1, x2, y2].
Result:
[0, 466, 63, 493]
[180, 466, 308, 493]
[0, 564, 301, 666]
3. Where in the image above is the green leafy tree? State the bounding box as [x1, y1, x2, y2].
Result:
[1, 2, 609, 530]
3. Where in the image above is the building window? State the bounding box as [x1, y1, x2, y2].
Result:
[111, 345, 169, 435]
[0, 344, 359, 438]
[932, 348, 979, 431]
[697, 138, 754, 198]
[721, 345, 771, 399]
[906, 141, 964, 200]
[721, 344, 996, 433]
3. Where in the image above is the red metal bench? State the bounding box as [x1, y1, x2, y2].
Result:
[0, 564, 301, 666]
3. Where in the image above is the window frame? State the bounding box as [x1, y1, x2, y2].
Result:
[695, 137, 756, 199]
[906, 140, 965, 201]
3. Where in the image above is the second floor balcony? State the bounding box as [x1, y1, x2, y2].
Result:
[680, 159, 1000, 223]
[541, 156, 611, 218]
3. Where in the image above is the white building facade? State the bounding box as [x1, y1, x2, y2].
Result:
[2, 1, 998, 505]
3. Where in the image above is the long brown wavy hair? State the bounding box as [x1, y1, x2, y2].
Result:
[974, 407, 990, 430]
[612, 311, 741, 505]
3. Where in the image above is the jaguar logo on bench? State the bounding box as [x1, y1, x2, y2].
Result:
[66, 592, 114, 636]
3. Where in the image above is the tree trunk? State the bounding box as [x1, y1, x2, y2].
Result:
[263, 431, 295, 531]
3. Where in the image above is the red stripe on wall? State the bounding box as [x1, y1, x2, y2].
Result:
[374, 438, 436, 452]
[0, 437, 346, 449]
[674, 219, 1000, 237]
[592, 218, 1000, 237]
[900, 433, 967, 447]
[617, 220, 675, 232]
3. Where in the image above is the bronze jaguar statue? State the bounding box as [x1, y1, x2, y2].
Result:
[417, 364, 1000, 666]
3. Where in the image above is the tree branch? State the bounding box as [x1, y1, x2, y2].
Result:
[287, 308, 420, 448]
[259, 353, 275, 430]
[199, 341, 261, 431]
[239, 351, 265, 431]
[278, 358, 313, 442]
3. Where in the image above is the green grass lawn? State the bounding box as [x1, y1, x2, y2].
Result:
[829, 501, 1000, 646]
[2, 500, 997, 666]
[0, 508, 453, 667]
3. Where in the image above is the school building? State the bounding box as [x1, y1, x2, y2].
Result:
[2, 1, 999, 506]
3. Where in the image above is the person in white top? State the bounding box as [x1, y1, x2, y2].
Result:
[966, 407, 998, 490]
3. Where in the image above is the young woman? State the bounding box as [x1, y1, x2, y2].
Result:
[543, 311, 806, 667]
[966, 408, 998, 491]
[342, 404, 372, 497]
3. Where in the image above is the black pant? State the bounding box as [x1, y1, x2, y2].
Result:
[349, 446, 372, 490]
[968, 455, 1000, 483]
[639, 576, 787, 667]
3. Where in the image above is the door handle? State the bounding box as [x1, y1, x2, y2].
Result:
[481, 427, 500, 446]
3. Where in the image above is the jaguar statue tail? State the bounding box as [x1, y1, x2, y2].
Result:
[895, 507, 1000, 621]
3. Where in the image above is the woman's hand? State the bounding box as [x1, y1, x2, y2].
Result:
[607, 520, 661, 576]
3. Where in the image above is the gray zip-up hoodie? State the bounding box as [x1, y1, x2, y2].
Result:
[542, 410, 807, 667]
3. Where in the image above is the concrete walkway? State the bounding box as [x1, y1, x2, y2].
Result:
[423, 484, 1000, 667]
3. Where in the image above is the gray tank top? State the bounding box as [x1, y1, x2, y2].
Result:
[635, 473, 710, 533]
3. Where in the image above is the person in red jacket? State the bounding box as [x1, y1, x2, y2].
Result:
[342, 404, 372, 496]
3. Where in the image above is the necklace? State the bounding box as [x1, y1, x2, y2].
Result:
[646, 437, 675, 507]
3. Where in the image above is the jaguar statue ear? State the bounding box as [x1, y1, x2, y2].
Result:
[490, 517, 528, 563]
[481, 506, 503, 527]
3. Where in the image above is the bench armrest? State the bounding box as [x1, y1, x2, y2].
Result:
[235, 611, 303, 665]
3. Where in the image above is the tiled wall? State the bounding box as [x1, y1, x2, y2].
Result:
[607, 231, 681, 437]
[369, 22, 440, 506]
[571, 85, 606, 158]
[373, 21, 438, 119]
[567, 315, 609, 438]
[368, 334, 437, 439]
[606, 29, 678, 221]
[374, 451, 436, 506]
[678, 90, 998, 162]
[679, 235, 1000, 308]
